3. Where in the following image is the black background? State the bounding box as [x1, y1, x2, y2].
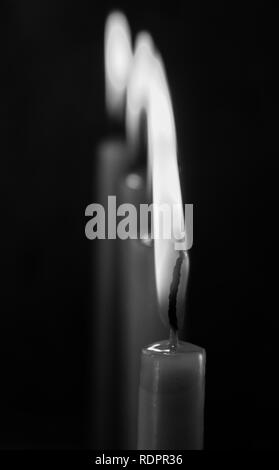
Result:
[0, 0, 277, 449]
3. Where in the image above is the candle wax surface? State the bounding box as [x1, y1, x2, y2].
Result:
[93, 138, 130, 450]
[118, 172, 167, 449]
[138, 340, 206, 450]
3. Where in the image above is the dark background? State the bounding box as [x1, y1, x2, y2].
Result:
[0, 0, 276, 449]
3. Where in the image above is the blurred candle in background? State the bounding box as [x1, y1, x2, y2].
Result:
[117, 34, 168, 449]
[117, 172, 167, 449]
[125, 32, 155, 175]
[93, 12, 132, 449]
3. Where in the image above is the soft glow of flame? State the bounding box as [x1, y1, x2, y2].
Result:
[105, 12, 132, 117]
[104, 10, 189, 328]
[126, 33, 155, 152]
[148, 55, 190, 329]
[126, 37, 189, 327]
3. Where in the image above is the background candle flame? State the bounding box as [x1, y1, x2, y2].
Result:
[105, 11, 132, 117]
[126, 32, 155, 163]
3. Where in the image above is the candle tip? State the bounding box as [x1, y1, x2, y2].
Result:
[169, 328, 178, 352]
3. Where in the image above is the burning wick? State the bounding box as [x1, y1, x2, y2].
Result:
[168, 251, 185, 351]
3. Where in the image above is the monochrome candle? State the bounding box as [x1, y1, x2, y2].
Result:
[88, 10, 205, 450]
[138, 339, 206, 450]
[137, 50, 205, 450]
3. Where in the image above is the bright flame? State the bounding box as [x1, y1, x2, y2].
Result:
[126, 35, 189, 327]
[105, 12, 132, 117]
[148, 55, 189, 328]
[105, 10, 189, 328]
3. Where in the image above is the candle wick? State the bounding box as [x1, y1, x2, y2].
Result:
[168, 250, 185, 334]
[169, 328, 178, 352]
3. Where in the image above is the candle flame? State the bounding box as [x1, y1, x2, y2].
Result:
[126, 35, 189, 328]
[105, 11, 132, 117]
[105, 10, 190, 329]
[148, 55, 189, 329]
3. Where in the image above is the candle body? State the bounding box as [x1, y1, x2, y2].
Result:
[92, 139, 130, 449]
[138, 340, 206, 450]
[118, 174, 167, 449]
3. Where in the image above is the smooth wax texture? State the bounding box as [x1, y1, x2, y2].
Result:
[118, 173, 167, 449]
[138, 340, 206, 450]
[93, 139, 130, 449]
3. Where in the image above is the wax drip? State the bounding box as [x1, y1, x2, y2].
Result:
[168, 251, 185, 350]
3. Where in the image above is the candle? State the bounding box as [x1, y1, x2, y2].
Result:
[91, 11, 204, 450]
[93, 15, 160, 449]
[91, 12, 132, 449]
[115, 33, 168, 449]
[137, 248, 206, 450]
[135, 45, 206, 449]
[138, 339, 206, 450]
[117, 172, 167, 449]
[93, 141, 130, 449]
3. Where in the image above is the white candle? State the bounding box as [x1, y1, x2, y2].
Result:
[138, 339, 206, 450]
[93, 141, 130, 449]
[135, 39, 206, 450]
